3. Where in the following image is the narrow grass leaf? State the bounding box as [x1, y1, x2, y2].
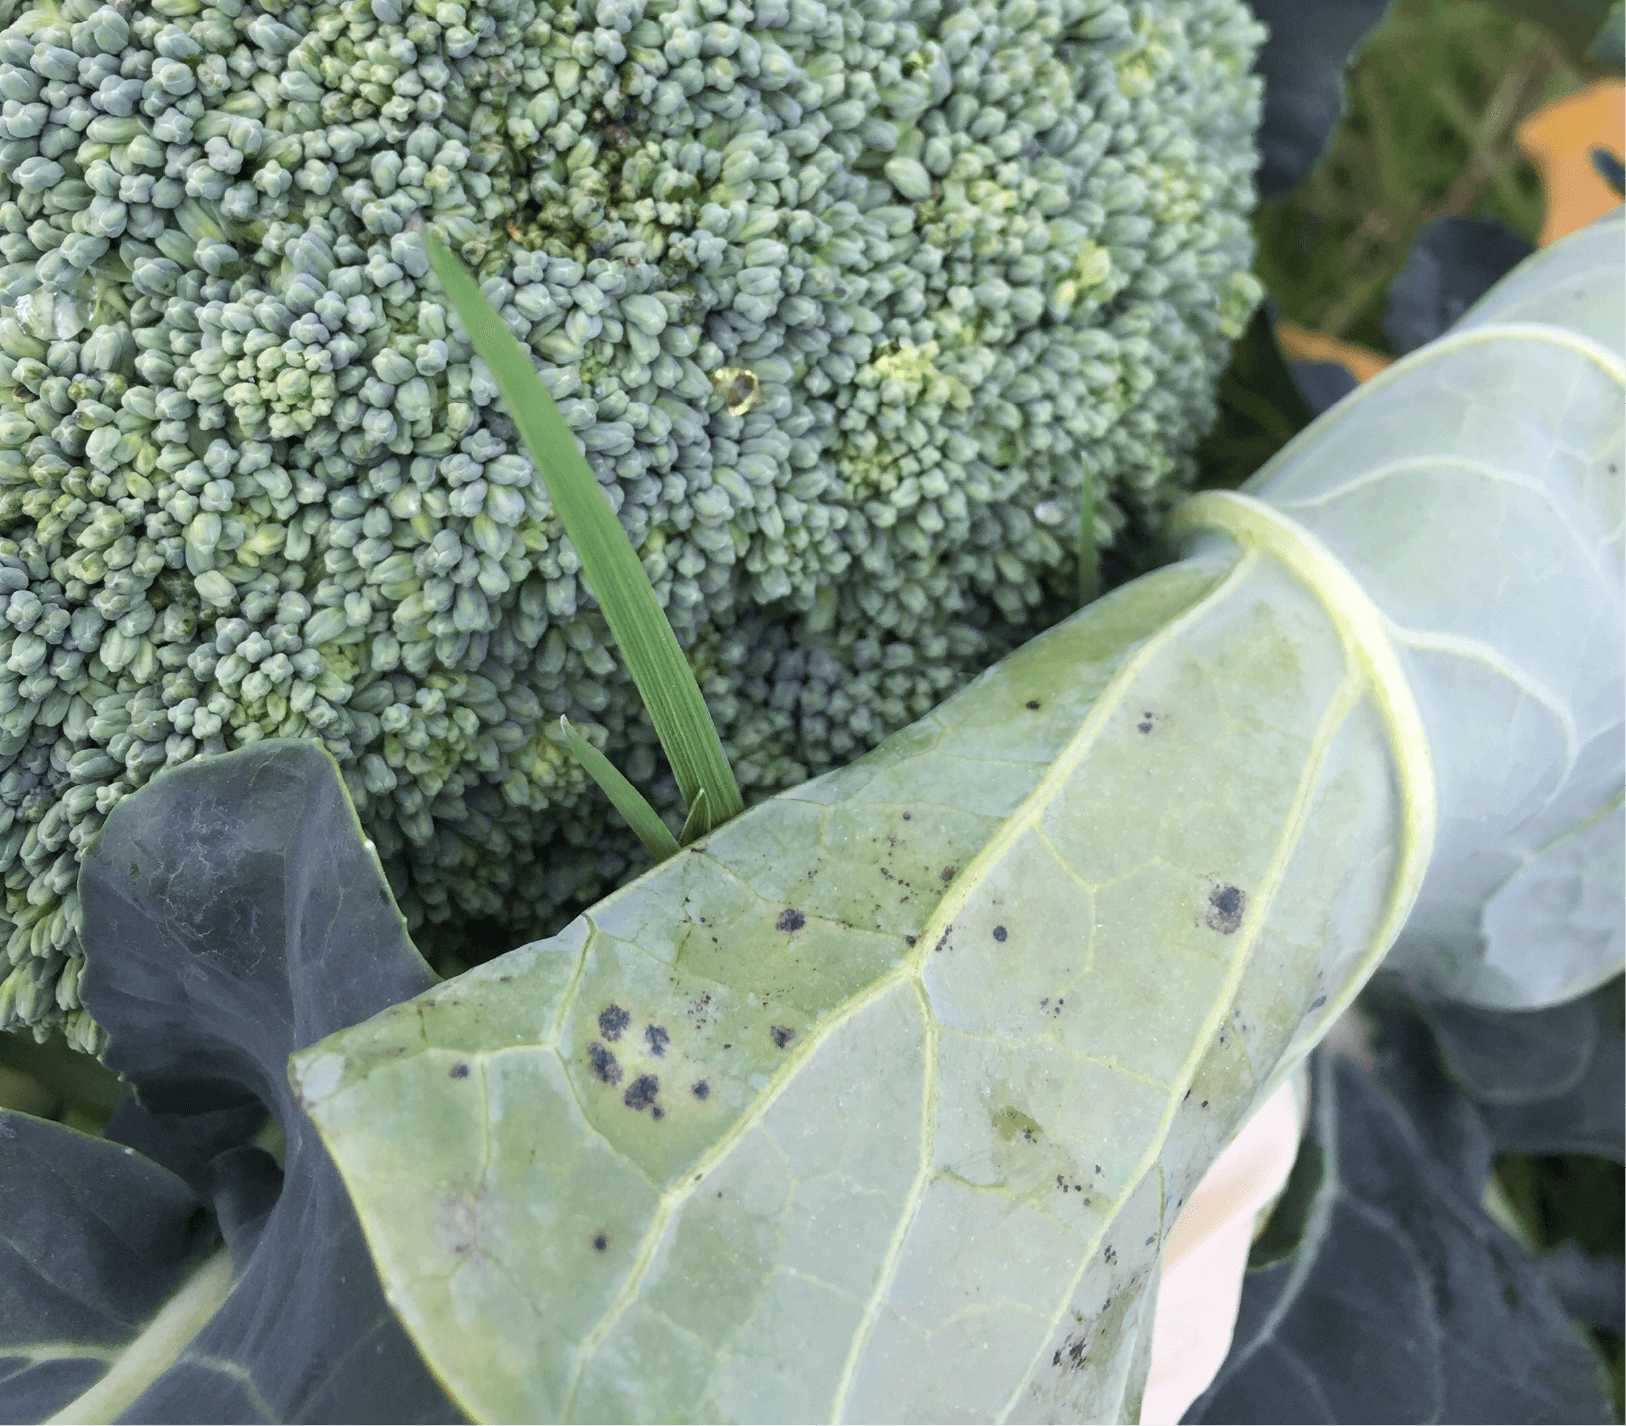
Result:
[424, 231, 743, 832]
[559, 719, 680, 862]
[1078, 475, 1099, 606]
[678, 787, 708, 847]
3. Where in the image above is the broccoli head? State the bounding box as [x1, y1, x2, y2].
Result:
[0, 0, 1264, 1050]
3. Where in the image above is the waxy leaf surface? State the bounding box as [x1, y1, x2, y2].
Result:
[0, 742, 465, 1423]
[1255, 212, 1625, 1009]
[1187, 1052, 1613, 1424]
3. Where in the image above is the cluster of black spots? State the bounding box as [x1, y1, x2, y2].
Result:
[1137, 708, 1156, 733]
[589, 1044, 622, 1085]
[1054, 1174, 1089, 1198]
[449, 1062, 471, 1079]
[1051, 1335, 1089, 1371]
[775, 908, 806, 933]
[1104, 1246, 1117, 1265]
[993, 925, 1008, 943]
[1308, 994, 1328, 1010]
[624, 1074, 662, 1118]
[940, 866, 958, 884]
[1206, 884, 1246, 934]
[769, 1025, 795, 1050]
[644, 1024, 670, 1057]
[598, 1005, 632, 1041]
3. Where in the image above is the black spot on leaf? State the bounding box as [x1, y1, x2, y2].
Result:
[598, 1005, 631, 1040]
[623, 1074, 660, 1112]
[993, 925, 1007, 942]
[940, 866, 957, 883]
[692, 1080, 710, 1099]
[593, 1234, 608, 1251]
[644, 1024, 669, 1057]
[1309, 994, 1327, 1009]
[589, 1043, 621, 1084]
[1026, 700, 1041, 710]
[770, 1025, 794, 1049]
[1205, 884, 1245, 934]
[775, 908, 805, 932]
[449, 1062, 469, 1079]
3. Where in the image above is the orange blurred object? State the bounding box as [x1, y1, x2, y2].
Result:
[1517, 77, 1625, 248]
[1275, 321, 1393, 382]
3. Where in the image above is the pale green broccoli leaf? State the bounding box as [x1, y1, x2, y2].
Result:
[292, 521, 1425, 1422]
[1238, 211, 1625, 1010]
[288, 216, 1621, 1424]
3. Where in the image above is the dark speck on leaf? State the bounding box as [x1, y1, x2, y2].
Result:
[1026, 699, 1040, 710]
[1309, 995, 1327, 1009]
[906, 935, 916, 947]
[450, 1063, 470, 1079]
[589, 1043, 622, 1085]
[1137, 718, 1153, 734]
[623, 1074, 660, 1112]
[593, 1234, 608, 1251]
[645, 1024, 669, 1057]
[940, 866, 957, 883]
[776, 908, 806, 932]
[1201, 1100, 1209, 1108]
[1205, 884, 1245, 934]
[598, 1004, 631, 1040]
[770, 1025, 795, 1049]
[902, 811, 912, 820]
[692, 1080, 710, 1099]
[993, 925, 1007, 942]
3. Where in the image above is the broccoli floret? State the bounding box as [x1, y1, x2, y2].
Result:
[0, 0, 1263, 1050]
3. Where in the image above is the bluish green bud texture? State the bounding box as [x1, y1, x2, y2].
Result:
[0, 0, 1263, 1045]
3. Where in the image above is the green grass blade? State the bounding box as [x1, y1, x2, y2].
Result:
[1078, 475, 1099, 606]
[678, 787, 708, 847]
[559, 718, 680, 862]
[425, 231, 744, 833]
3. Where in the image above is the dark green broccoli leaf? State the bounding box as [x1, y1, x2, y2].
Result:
[1384, 216, 1536, 355]
[0, 739, 466, 1424]
[1249, 0, 1395, 194]
[0, 1110, 215, 1420]
[1592, 146, 1625, 195]
[1185, 1052, 1613, 1424]
[1367, 976, 1624, 1162]
[1286, 361, 1359, 416]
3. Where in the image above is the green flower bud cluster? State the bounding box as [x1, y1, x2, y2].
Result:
[0, 0, 1263, 1047]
